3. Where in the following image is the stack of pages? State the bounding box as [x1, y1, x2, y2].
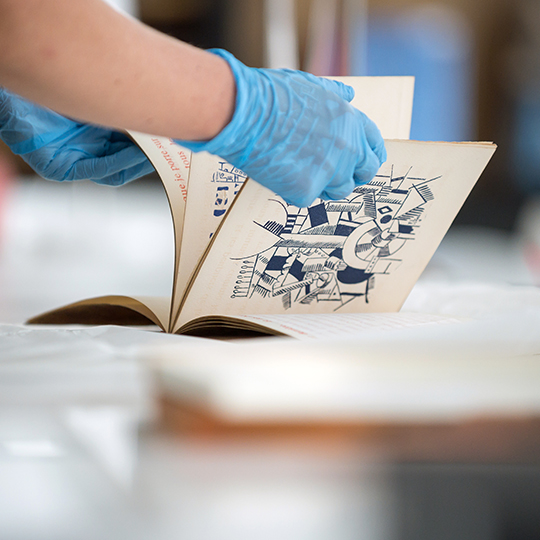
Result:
[28, 76, 496, 338]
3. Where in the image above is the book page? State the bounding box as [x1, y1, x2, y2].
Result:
[329, 76, 414, 140]
[176, 140, 496, 328]
[168, 76, 414, 332]
[171, 152, 248, 329]
[27, 295, 171, 330]
[226, 312, 462, 339]
[127, 131, 191, 330]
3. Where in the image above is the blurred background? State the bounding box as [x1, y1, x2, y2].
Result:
[2, 0, 538, 230]
[1, 1, 540, 539]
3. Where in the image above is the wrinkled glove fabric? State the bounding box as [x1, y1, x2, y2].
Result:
[177, 49, 387, 207]
[0, 88, 153, 185]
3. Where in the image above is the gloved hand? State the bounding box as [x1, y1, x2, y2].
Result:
[0, 88, 153, 185]
[178, 49, 386, 208]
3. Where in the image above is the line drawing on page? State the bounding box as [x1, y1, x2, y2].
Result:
[231, 166, 441, 311]
[212, 162, 247, 218]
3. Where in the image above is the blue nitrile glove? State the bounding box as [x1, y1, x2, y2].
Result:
[0, 88, 153, 185]
[177, 49, 386, 208]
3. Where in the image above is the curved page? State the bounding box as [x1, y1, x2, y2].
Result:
[128, 131, 191, 330]
[170, 152, 248, 329]
[27, 295, 171, 331]
[176, 140, 496, 328]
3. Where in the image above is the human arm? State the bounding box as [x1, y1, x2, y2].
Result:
[177, 50, 387, 206]
[0, 0, 234, 184]
[0, 0, 385, 203]
[0, 0, 235, 141]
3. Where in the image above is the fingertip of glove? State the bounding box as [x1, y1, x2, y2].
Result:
[376, 141, 387, 165]
[341, 83, 355, 103]
[284, 195, 314, 208]
[310, 76, 355, 103]
[331, 81, 355, 103]
[280, 189, 320, 208]
[354, 151, 382, 186]
[358, 113, 386, 165]
[320, 177, 356, 201]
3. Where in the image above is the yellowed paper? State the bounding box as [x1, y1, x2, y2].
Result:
[173, 152, 247, 325]
[127, 131, 191, 330]
[229, 312, 462, 339]
[32, 78, 481, 339]
[176, 140, 496, 328]
[27, 295, 171, 330]
[328, 76, 414, 139]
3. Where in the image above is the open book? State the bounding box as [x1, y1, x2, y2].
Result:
[27, 77, 496, 338]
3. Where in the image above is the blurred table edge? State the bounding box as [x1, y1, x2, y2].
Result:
[159, 396, 540, 464]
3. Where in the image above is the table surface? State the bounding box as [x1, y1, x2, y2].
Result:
[1, 177, 540, 540]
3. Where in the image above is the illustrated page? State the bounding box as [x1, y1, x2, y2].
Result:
[128, 131, 192, 329]
[176, 140, 495, 329]
[169, 76, 414, 330]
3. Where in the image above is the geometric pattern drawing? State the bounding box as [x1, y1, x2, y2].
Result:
[231, 166, 441, 311]
[212, 162, 248, 218]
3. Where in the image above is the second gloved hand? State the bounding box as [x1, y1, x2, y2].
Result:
[0, 88, 154, 185]
[178, 49, 386, 208]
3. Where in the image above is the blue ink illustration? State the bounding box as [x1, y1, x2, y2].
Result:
[231, 166, 440, 311]
[212, 162, 247, 219]
[212, 161, 247, 217]
[212, 162, 248, 185]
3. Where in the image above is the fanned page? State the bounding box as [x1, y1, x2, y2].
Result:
[127, 132, 192, 329]
[171, 153, 248, 329]
[175, 140, 496, 331]
[28, 133, 192, 332]
[125, 135, 242, 330]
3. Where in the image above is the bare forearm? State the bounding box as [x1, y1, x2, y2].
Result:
[0, 0, 235, 140]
